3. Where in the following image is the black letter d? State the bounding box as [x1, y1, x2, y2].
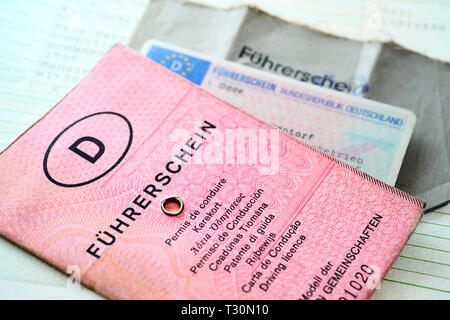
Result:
[69, 136, 105, 164]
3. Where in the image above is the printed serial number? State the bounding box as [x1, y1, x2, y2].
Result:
[339, 264, 377, 300]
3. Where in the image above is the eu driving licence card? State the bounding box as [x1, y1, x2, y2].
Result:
[141, 40, 416, 186]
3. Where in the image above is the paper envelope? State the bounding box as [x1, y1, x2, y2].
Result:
[130, 0, 450, 211]
[0, 46, 423, 299]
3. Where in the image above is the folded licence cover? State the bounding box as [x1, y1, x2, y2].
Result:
[0, 46, 423, 299]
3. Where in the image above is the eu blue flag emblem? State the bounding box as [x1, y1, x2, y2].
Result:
[146, 45, 211, 85]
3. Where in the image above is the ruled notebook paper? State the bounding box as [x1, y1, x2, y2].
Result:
[372, 206, 450, 299]
[0, 0, 147, 298]
[0, 0, 148, 151]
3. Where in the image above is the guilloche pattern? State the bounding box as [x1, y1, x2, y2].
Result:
[0, 46, 422, 299]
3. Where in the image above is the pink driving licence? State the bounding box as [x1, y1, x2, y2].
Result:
[0, 46, 423, 299]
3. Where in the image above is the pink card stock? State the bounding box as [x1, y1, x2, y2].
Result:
[0, 46, 423, 299]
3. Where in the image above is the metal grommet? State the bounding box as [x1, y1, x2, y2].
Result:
[161, 197, 184, 216]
